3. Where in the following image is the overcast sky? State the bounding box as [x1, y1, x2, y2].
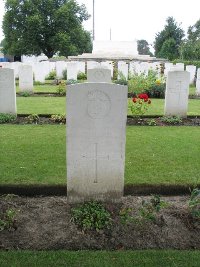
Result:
[0, 0, 200, 45]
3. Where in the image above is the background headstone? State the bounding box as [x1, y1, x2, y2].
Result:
[87, 68, 111, 83]
[19, 65, 33, 91]
[118, 61, 128, 80]
[67, 82, 127, 203]
[186, 65, 196, 84]
[196, 68, 200, 95]
[164, 71, 190, 117]
[67, 62, 78, 80]
[0, 68, 16, 114]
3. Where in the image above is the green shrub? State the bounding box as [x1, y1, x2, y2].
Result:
[128, 70, 158, 94]
[50, 114, 66, 124]
[0, 113, 16, 124]
[77, 72, 87, 80]
[19, 91, 32, 97]
[160, 116, 182, 125]
[189, 188, 200, 218]
[56, 80, 66, 96]
[71, 201, 112, 231]
[25, 114, 40, 124]
[144, 83, 166, 98]
[45, 70, 57, 80]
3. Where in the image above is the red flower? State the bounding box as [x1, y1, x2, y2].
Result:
[138, 93, 149, 100]
[132, 97, 137, 103]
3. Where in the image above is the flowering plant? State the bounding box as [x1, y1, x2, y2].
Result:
[130, 93, 151, 115]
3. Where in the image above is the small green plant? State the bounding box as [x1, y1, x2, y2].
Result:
[119, 207, 133, 224]
[66, 79, 78, 85]
[139, 195, 167, 222]
[19, 91, 32, 97]
[160, 116, 182, 125]
[50, 114, 66, 124]
[56, 80, 66, 95]
[189, 188, 200, 218]
[77, 72, 87, 80]
[0, 113, 16, 124]
[25, 114, 40, 124]
[71, 201, 112, 231]
[147, 119, 157, 126]
[0, 208, 19, 231]
[45, 70, 57, 80]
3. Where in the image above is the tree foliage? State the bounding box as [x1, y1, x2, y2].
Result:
[137, 39, 153, 56]
[2, 0, 92, 58]
[179, 19, 200, 60]
[154, 17, 185, 60]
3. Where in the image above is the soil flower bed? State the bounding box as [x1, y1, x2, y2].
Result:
[1, 195, 200, 250]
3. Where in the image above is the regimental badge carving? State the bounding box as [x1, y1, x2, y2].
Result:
[94, 70, 105, 81]
[87, 90, 111, 119]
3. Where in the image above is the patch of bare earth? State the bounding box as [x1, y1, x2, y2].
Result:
[0, 195, 200, 250]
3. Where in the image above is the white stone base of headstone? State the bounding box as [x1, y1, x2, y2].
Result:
[0, 68, 16, 114]
[164, 71, 190, 117]
[67, 83, 127, 203]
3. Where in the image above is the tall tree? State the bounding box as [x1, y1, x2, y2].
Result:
[2, 0, 92, 58]
[179, 19, 200, 60]
[137, 39, 153, 56]
[187, 19, 200, 41]
[154, 17, 185, 60]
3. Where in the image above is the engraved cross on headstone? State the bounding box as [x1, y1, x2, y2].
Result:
[81, 142, 109, 183]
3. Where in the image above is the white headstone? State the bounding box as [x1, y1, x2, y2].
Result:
[67, 62, 78, 80]
[164, 71, 190, 117]
[0, 68, 16, 114]
[87, 61, 100, 70]
[34, 62, 50, 83]
[87, 68, 111, 83]
[164, 63, 173, 76]
[196, 68, 200, 95]
[56, 61, 67, 79]
[18, 65, 33, 91]
[67, 82, 128, 203]
[77, 62, 85, 74]
[118, 61, 128, 80]
[186, 65, 196, 84]
[10, 62, 22, 79]
[175, 63, 184, 71]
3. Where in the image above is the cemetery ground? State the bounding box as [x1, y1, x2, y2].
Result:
[1, 82, 200, 264]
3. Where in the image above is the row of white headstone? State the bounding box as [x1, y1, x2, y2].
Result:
[0, 67, 193, 202]
[0, 67, 193, 117]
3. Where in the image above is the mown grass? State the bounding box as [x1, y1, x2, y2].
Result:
[16, 96, 200, 115]
[0, 250, 200, 267]
[0, 125, 199, 185]
[17, 97, 66, 114]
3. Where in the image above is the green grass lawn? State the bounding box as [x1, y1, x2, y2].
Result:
[0, 250, 200, 267]
[16, 96, 200, 115]
[17, 97, 66, 114]
[0, 125, 199, 185]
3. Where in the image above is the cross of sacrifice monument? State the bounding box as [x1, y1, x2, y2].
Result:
[67, 68, 127, 203]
